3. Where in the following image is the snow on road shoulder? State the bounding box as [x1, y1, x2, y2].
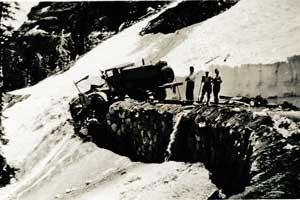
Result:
[67, 162, 216, 200]
[2, 94, 72, 168]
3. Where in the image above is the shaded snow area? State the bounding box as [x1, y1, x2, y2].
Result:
[0, 0, 299, 199]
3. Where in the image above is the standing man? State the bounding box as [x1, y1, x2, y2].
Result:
[213, 68, 222, 104]
[199, 71, 212, 105]
[185, 66, 196, 101]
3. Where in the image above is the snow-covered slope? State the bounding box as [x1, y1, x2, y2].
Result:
[12, 0, 299, 98]
[1, 0, 299, 199]
[9, 0, 300, 97]
[165, 0, 300, 69]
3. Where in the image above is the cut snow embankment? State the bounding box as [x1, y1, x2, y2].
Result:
[163, 0, 300, 98]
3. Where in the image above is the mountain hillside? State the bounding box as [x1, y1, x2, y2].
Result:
[2, 1, 168, 90]
[0, 0, 299, 199]
[10, 0, 299, 97]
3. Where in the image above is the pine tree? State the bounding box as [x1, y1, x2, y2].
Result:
[0, 1, 18, 186]
[67, 2, 90, 55]
[0, 1, 19, 139]
[55, 29, 71, 71]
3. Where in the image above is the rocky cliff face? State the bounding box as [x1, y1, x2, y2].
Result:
[74, 100, 300, 198]
[140, 0, 237, 35]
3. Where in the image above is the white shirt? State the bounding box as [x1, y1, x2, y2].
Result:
[187, 72, 196, 82]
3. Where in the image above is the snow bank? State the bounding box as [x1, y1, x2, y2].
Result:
[208, 55, 300, 97]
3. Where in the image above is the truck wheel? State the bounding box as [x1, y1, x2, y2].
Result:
[153, 89, 167, 101]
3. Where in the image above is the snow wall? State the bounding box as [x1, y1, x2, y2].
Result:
[79, 100, 300, 198]
[208, 55, 300, 98]
[177, 55, 300, 100]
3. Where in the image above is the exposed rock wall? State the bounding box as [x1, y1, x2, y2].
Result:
[140, 0, 237, 35]
[78, 100, 300, 198]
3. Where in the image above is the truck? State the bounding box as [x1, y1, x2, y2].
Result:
[69, 60, 182, 128]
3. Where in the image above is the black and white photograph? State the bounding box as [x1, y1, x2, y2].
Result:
[0, 0, 299, 199]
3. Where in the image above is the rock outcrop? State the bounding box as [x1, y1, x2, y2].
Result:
[140, 0, 237, 35]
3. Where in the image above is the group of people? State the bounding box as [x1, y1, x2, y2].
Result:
[185, 66, 222, 105]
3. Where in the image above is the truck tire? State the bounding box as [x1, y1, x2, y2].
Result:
[153, 89, 167, 101]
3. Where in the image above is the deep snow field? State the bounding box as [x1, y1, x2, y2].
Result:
[1, 0, 300, 199]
